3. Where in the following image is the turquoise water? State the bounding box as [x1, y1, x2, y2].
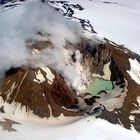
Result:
[85, 78, 113, 95]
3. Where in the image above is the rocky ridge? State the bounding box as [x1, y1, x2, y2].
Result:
[0, 0, 140, 132]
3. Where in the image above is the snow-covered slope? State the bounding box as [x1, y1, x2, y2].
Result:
[49, 0, 140, 54]
[0, 114, 140, 140]
[0, 0, 140, 140]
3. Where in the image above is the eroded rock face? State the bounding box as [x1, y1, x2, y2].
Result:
[104, 41, 140, 131]
[0, 67, 81, 118]
[0, 37, 140, 131]
[85, 40, 140, 131]
[68, 38, 140, 131]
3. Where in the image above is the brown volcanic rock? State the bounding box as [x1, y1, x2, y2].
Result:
[74, 38, 112, 76]
[108, 42, 140, 130]
[73, 38, 140, 131]
[0, 67, 81, 118]
[95, 41, 140, 131]
[0, 37, 140, 131]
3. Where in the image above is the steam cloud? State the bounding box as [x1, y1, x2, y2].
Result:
[0, 0, 88, 91]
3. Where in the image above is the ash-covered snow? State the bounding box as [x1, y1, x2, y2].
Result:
[93, 61, 111, 80]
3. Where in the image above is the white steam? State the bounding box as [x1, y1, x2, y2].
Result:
[0, 0, 89, 91]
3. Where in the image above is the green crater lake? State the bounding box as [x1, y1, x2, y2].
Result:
[86, 78, 113, 95]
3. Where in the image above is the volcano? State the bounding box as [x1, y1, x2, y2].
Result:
[0, 0, 140, 140]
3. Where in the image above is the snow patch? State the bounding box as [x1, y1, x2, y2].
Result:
[93, 61, 111, 80]
[34, 70, 45, 83]
[41, 66, 55, 84]
[129, 115, 135, 122]
[127, 58, 140, 85]
[5, 82, 16, 100]
[131, 96, 140, 114]
[136, 96, 140, 106]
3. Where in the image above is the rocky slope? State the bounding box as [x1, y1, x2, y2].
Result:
[0, 66, 81, 118]
[0, 0, 140, 132]
[0, 36, 140, 131]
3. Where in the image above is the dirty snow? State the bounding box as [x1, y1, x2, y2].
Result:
[127, 58, 140, 85]
[93, 61, 111, 80]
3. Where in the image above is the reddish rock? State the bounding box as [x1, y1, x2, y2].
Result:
[0, 67, 81, 118]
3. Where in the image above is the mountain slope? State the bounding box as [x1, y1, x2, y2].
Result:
[0, 0, 140, 140]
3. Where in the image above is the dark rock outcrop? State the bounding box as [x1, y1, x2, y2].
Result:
[0, 37, 140, 131]
[0, 67, 81, 118]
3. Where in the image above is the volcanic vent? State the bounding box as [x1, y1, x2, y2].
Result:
[0, 34, 139, 130]
[0, 0, 140, 132]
